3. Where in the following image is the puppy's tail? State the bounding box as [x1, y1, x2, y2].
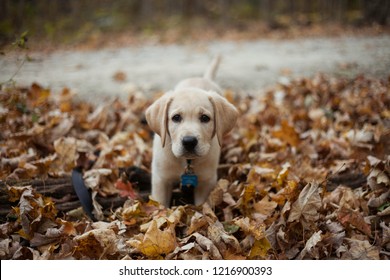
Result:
[203, 55, 221, 81]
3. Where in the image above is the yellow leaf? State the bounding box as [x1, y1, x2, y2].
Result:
[249, 238, 271, 259]
[127, 220, 176, 258]
[234, 217, 266, 240]
[272, 180, 299, 205]
[242, 184, 256, 206]
[272, 120, 300, 146]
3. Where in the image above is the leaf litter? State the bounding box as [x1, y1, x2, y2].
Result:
[0, 73, 389, 260]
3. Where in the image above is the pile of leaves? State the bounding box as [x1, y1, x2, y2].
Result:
[0, 74, 389, 260]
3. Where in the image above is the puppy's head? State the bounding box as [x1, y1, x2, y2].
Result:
[146, 88, 238, 159]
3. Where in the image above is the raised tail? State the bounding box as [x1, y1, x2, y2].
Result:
[203, 55, 221, 81]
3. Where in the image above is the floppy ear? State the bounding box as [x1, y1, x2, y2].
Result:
[208, 92, 239, 146]
[145, 94, 173, 148]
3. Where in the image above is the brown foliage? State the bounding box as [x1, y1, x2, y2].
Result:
[0, 74, 389, 259]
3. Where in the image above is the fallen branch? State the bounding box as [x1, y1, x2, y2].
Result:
[0, 175, 150, 221]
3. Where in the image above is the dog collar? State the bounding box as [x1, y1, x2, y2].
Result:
[180, 159, 198, 204]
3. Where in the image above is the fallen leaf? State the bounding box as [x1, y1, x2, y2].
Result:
[127, 220, 176, 258]
[296, 230, 322, 260]
[115, 179, 137, 199]
[234, 217, 266, 240]
[74, 228, 118, 259]
[53, 137, 78, 172]
[253, 195, 277, 221]
[248, 237, 271, 259]
[191, 232, 222, 260]
[337, 207, 372, 237]
[347, 239, 379, 260]
[287, 182, 322, 226]
[272, 120, 300, 146]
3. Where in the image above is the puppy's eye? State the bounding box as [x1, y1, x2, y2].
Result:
[172, 114, 182, 123]
[200, 114, 211, 123]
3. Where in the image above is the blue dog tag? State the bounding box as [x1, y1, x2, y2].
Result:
[181, 173, 198, 191]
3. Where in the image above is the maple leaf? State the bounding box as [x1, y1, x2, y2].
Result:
[1, 74, 389, 260]
[127, 219, 176, 258]
[287, 182, 322, 227]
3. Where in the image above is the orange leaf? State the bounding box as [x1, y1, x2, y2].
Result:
[115, 179, 137, 199]
[272, 120, 300, 146]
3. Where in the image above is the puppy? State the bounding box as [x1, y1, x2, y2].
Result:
[145, 57, 238, 207]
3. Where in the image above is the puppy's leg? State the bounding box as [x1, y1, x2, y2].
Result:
[151, 175, 173, 207]
[194, 175, 217, 206]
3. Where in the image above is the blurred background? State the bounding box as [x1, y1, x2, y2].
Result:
[1, 1, 389, 101]
[1, 0, 389, 48]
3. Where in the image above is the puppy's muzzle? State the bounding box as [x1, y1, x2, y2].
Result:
[182, 136, 198, 152]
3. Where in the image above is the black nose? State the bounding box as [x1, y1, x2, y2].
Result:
[182, 136, 198, 152]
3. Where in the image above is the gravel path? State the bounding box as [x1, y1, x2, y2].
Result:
[1, 35, 389, 101]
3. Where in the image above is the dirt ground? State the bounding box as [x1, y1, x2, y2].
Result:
[1, 34, 389, 102]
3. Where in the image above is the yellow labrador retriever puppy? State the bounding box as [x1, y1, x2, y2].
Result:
[146, 57, 238, 207]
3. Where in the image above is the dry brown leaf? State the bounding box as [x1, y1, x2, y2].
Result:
[367, 189, 390, 208]
[53, 137, 78, 171]
[74, 228, 118, 259]
[380, 222, 390, 247]
[187, 211, 208, 235]
[378, 206, 390, 217]
[207, 220, 241, 256]
[1, 75, 389, 260]
[207, 179, 230, 207]
[296, 230, 322, 260]
[337, 207, 372, 237]
[192, 232, 222, 260]
[287, 182, 322, 226]
[253, 195, 278, 221]
[347, 239, 380, 260]
[324, 186, 360, 210]
[234, 217, 266, 240]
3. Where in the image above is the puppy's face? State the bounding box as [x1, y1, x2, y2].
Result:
[146, 88, 238, 159]
[168, 90, 215, 158]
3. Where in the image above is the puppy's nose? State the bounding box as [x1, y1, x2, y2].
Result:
[182, 136, 198, 152]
